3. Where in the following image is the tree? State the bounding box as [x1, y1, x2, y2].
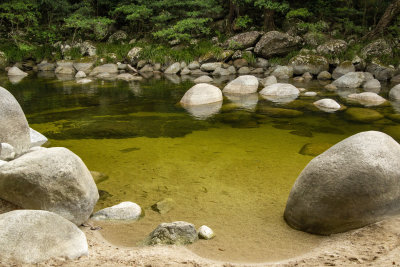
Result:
[252, 0, 289, 31]
[364, 0, 400, 39]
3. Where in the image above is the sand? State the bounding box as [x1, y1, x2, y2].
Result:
[1, 198, 400, 267]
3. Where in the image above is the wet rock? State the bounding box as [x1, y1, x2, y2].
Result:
[324, 84, 337, 91]
[345, 107, 384, 122]
[200, 62, 222, 72]
[258, 107, 303, 118]
[92, 202, 142, 221]
[332, 72, 366, 88]
[289, 54, 329, 75]
[75, 71, 86, 78]
[259, 83, 299, 99]
[293, 77, 304, 82]
[225, 31, 262, 50]
[313, 99, 341, 112]
[332, 61, 355, 80]
[391, 74, 400, 84]
[8, 66, 28, 76]
[363, 79, 381, 92]
[366, 59, 396, 81]
[302, 72, 313, 80]
[212, 67, 231, 76]
[347, 92, 387, 107]
[76, 78, 93, 84]
[299, 143, 333, 156]
[271, 66, 293, 79]
[90, 171, 109, 184]
[0, 143, 15, 161]
[89, 64, 118, 76]
[389, 84, 400, 100]
[254, 31, 302, 58]
[0, 210, 88, 264]
[145, 221, 198, 245]
[0, 87, 31, 155]
[116, 73, 140, 81]
[180, 83, 222, 106]
[151, 198, 175, 214]
[30, 128, 48, 147]
[188, 61, 200, 70]
[223, 75, 259, 95]
[361, 39, 392, 58]
[198, 225, 215, 240]
[0, 147, 99, 225]
[73, 62, 94, 74]
[317, 39, 347, 55]
[194, 75, 213, 83]
[304, 92, 317, 97]
[285, 131, 400, 235]
[317, 71, 332, 80]
[260, 75, 277, 87]
[184, 102, 222, 120]
[37, 61, 55, 72]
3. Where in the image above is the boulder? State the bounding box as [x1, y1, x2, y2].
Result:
[363, 79, 381, 92]
[284, 131, 400, 235]
[260, 83, 300, 98]
[233, 59, 248, 68]
[223, 75, 259, 94]
[391, 74, 400, 84]
[0, 147, 99, 225]
[0, 210, 88, 263]
[198, 225, 215, 240]
[212, 67, 231, 76]
[75, 71, 86, 78]
[127, 47, 142, 65]
[389, 84, 400, 100]
[332, 72, 366, 88]
[0, 143, 15, 161]
[200, 62, 222, 72]
[108, 30, 128, 44]
[79, 41, 96, 57]
[332, 61, 355, 80]
[313, 99, 341, 112]
[180, 83, 223, 106]
[345, 107, 384, 122]
[73, 62, 94, 74]
[91, 202, 142, 221]
[76, 78, 93, 84]
[116, 73, 140, 81]
[89, 64, 118, 76]
[0, 87, 30, 155]
[347, 92, 386, 107]
[361, 39, 392, 58]
[317, 71, 332, 80]
[289, 55, 329, 75]
[188, 61, 200, 70]
[224, 31, 262, 49]
[164, 62, 181, 74]
[254, 31, 302, 58]
[55, 66, 75, 75]
[261, 76, 277, 87]
[8, 66, 28, 76]
[316, 39, 347, 55]
[255, 58, 269, 69]
[145, 221, 198, 245]
[194, 75, 213, 83]
[271, 66, 294, 79]
[37, 62, 55, 72]
[366, 59, 396, 81]
[30, 128, 48, 147]
[238, 66, 251, 74]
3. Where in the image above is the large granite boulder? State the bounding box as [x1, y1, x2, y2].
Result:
[259, 83, 299, 103]
[332, 61, 355, 80]
[284, 131, 400, 235]
[289, 54, 329, 75]
[361, 39, 392, 58]
[89, 64, 118, 76]
[317, 39, 347, 55]
[223, 75, 259, 94]
[0, 87, 30, 155]
[224, 31, 262, 50]
[0, 147, 99, 225]
[8, 66, 28, 77]
[366, 59, 396, 81]
[254, 31, 302, 58]
[0, 210, 88, 264]
[180, 83, 223, 106]
[164, 62, 181, 74]
[271, 66, 294, 79]
[332, 72, 366, 88]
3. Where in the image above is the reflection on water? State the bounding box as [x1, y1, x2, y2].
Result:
[1, 73, 400, 262]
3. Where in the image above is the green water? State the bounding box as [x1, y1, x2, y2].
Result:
[1, 74, 400, 262]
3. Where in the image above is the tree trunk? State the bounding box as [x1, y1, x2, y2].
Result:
[227, 0, 236, 33]
[364, 0, 400, 39]
[263, 9, 275, 31]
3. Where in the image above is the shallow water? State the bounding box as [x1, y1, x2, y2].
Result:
[1, 74, 400, 263]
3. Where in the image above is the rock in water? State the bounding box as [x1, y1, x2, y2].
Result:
[347, 92, 386, 107]
[30, 128, 48, 147]
[223, 75, 259, 94]
[151, 198, 175, 214]
[145, 221, 198, 245]
[332, 72, 365, 88]
[0, 147, 99, 225]
[0, 210, 88, 263]
[0, 86, 31, 155]
[284, 131, 400, 235]
[198, 225, 215, 240]
[180, 83, 223, 106]
[8, 66, 28, 76]
[313, 99, 341, 112]
[389, 84, 400, 101]
[91, 202, 142, 221]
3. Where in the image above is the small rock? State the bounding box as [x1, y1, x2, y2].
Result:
[75, 71, 86, 78]
[198, 225, 215, 240]
[317, 71, 332, 80]
[313, 99, 341, 112]
[302, 72, 313, 80]
[293, 77, 304, 82]
[238, 66, 251, 74]
[260, 76, 277, 87]
[76, 78, 93, 84]
[91, 202, 142, 221]
[299, 143, 333, 156]
[151, 198, 175, 214]
[363, 79, 381, 92]
[325, 84, 337, 91]
[188, 61, 200, 70]
[200, 63, 222, 72]
[145, 221, 198, 245]
[389, 84, 400, 101]
[304, 92, 317, 97]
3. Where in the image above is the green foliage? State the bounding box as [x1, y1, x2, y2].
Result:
[253, 0, 289, 12]
[153, 18, 211, 42]
[242, 51, 256, 64]
[234, 15, 253, 30]
[286, 8, 312, 20]
[298, 21, 329, 33]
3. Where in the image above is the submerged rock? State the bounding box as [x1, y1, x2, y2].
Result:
[91, 202, 142, 221]
[90, 171, 109, 184]
[258, 107, 303, 118]
[345, 107, 384, 123]
[180, 83, 223, 106]
[0, 87, 31, 155]
[0, 210, 88, 264]
[285, 131, 400, 235]
[151, 198, 175, 214]
[0, 147, 99, 225]
[299, 143, 333, 156]
[347, 92, 387, 107]
[198, 225, 215, 240]
[223, 75, 259, 94]
[145, 221, 198, 245]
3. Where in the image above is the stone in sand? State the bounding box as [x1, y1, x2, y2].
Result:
[91, 201, 142, 221]
[145, 221, 198, 245]
[198, 225, 215, 240]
